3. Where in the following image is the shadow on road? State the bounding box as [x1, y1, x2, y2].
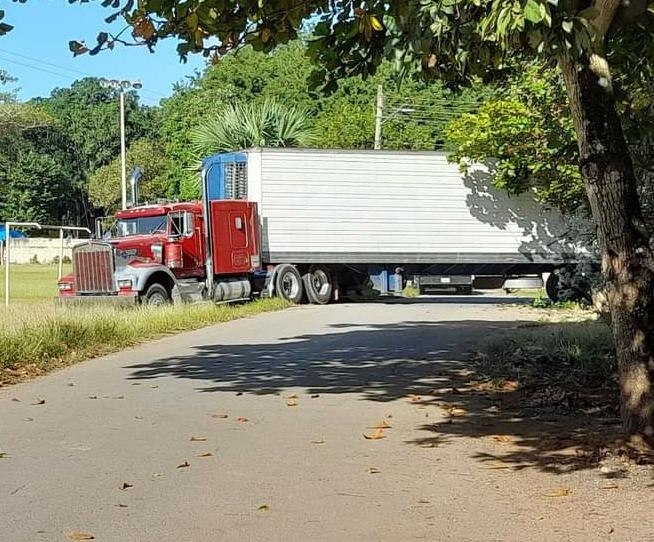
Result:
[127, 318, 622, 475]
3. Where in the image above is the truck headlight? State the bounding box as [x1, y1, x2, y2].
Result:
[117, 278, 134, 290]
[58, 282, 72, 291]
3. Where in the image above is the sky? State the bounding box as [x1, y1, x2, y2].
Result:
[0, 0, 206, 106]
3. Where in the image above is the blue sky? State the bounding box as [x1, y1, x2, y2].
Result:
[0, 1, 206, 105]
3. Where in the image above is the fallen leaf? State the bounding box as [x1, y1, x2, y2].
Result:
[368, 467, 381, 474]
[11, 398, 20, 402]
[120, 482, 133, 490]
[67, 383, 75, 387]
[363, 428, 385, 440]
[286, 397, 298, 407]
[544, 488, 571, 498]
[311, 394, 320, 398]
[190, 436, 206, 442]
[23, 417, 34, 422]
[484, 464, 511, 470]
[176, 461, 190, 469]
[236, 417, 248, 422]
[373, 419, 392, 429]
[134, 416, 144, 420]
[196, 452, 213, 457]
[88, 395, 97, 400]
[257, 504, 269, 511]
[31, 398, 45, 406]
[116, 503, 128, 508]
[0, 451, 7, 458]
[287, 394, 299, 399]
[114, 395, 125, 399]
[417, 499, 430, 504]
[211, 414, 229, 419]
[408, 394, 422, 403]
[131, 382, 141, 386]
[152, 473, 164, 478]
[311, 439, 325, 445]
[420, 443, 437, 448]
[65, 532, 95, 540]
[600, 484, 619, 490]
[448, 407, 467, 417]
[150, 385, 159, 389]
[491, 435, 515, 444]
[235, 392, 243, 396]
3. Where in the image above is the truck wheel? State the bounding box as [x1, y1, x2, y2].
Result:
[274, 264, 304, 303]
[143, 283, 170, 306]
[303, 265, 332, 305]
[545, 272, 560, 302]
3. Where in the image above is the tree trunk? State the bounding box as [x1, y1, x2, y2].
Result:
[559, 56, 654, 445]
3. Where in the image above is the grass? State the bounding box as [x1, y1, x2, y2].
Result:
[0, 264, 291, 386]
[474, 319, 616, 404]
[0, 264, 71, 303]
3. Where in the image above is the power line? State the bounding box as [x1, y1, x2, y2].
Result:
[0, 55, 160, 106]
[0, 47, 169, 100]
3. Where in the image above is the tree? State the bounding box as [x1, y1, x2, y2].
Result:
[87, 139, 170, 213]
[13, 0, 654, 442]
[0, 102, 86, 224]
[36, 78, 158, 174]
[445, 62, 584, 213]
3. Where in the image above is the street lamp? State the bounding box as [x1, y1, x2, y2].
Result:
[100, 78, 143, 210]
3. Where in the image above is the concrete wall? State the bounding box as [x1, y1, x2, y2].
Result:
[1, 237, 87, 264]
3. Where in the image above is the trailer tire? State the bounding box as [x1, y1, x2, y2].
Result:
[274, 264, 304, 303]
[303, 265, 333, 305]
[143, 283, 170, 306]
[545, 272, 560, 302]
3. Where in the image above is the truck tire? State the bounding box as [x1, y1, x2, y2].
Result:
[274, 264, 304, 303]
[143, 283, 170, 306]
[302, 265, 333, 305]
[545, 272, 560, 302]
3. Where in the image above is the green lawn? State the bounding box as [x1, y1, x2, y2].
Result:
[0, 264, 71, 303]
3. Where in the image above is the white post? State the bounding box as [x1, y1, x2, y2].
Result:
[120, 90, 127, 210]
[5, 226, 10, 307]
[58, 228, 64, 280]
[374, 84, 384, 150]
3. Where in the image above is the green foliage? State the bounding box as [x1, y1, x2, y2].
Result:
[0, 102, 85, 224]
[87, 139, 170, 213]
[445, 63, 584, 211]
[37, 78, 158, 174]
[191, 98, 316, 155]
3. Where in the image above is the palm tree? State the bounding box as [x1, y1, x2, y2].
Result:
[190, 98, 316, 155]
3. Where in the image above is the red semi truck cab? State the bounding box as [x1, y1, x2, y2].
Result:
[58, 200, 260, 304]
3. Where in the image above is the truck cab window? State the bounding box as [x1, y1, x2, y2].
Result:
[170, 212, 193, 236]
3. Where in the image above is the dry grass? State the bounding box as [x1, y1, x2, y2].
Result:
[0, 264, 290, 386]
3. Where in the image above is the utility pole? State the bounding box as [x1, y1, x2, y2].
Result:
[374, 84, 384, 150]
[119, 90, 127, 211]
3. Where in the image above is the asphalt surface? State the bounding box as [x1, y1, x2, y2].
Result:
[0, 296, 640, 541]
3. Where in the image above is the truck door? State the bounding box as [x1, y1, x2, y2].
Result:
[170, 211, 204, 278]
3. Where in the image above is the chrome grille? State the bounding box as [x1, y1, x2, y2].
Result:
[73, 242, 115, 294]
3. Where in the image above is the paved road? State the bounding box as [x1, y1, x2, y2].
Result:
[0, 297, 643, 541]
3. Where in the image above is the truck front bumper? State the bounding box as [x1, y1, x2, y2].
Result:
[56, 293, 139, 305]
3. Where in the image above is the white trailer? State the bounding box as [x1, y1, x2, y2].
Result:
[203, 148, 583, 301]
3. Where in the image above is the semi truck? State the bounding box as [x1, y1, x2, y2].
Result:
[57, 149, 583, 304]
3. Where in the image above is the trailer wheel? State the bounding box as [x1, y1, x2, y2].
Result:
[303, 265, 333, 305]
[545, 272, 560, 302]
[274, 264, 304, 303]
[143, 283, 170, 306]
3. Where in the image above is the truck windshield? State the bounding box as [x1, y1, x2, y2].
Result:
[114, 216, 167, 237]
